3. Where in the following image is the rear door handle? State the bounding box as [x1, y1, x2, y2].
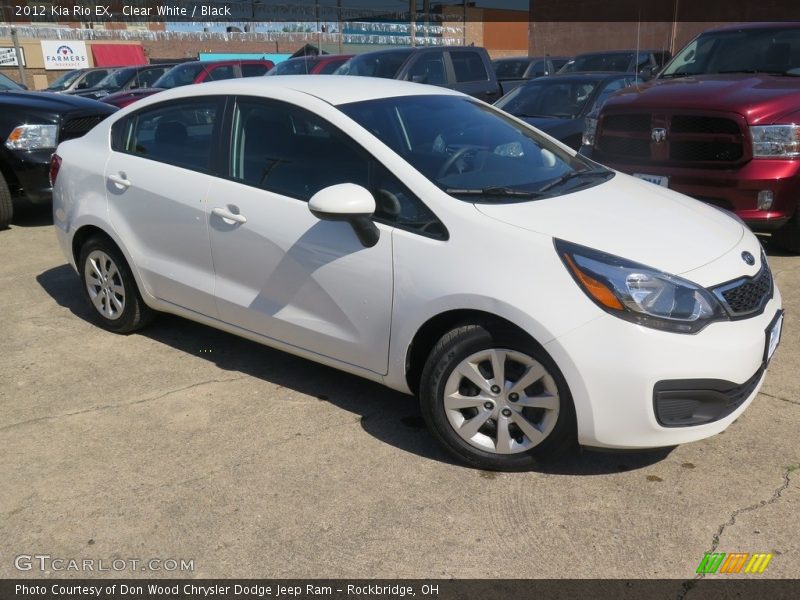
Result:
[212, 206, 247, 224]
[108, 173, 131, 188]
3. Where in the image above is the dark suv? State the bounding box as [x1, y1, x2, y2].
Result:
[0, 88, 115, 228]
[335, 47, 503, 102]
[580, 23, 800, 252]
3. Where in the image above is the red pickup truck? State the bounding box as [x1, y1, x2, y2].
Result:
[580, 22, 800, 252]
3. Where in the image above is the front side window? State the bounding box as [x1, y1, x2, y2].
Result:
[112, 99, 220, 172]
[83, 69, 113, 88]
[135, 67, 168, 88]
[229, 98, 368, 200]
[340, 95, 612, 202]
[493, 59, 528, 79]
[450, 50, 489, 82]
[241, 63, 269, 77]
[95, 68, 134, 90]
[205, 65, 236, 81]
[335, 51, 411, 78]
[408, 55, 446, 85]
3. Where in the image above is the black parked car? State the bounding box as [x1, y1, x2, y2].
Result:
[68, 64, 177, 100]
[335, 46, 503, 102]
[558, 50, 671, 80]
[0, 89, 115, 228]
[494, 72, 634, 149]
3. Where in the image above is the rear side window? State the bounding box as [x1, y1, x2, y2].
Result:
[450, 50, 489, 82]
[135, 67, 167, 88]
[111, 98, 220, 173]
[318, 58, 348, 74]
[241, 63, 269, 77]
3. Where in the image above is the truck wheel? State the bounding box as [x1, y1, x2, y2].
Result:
[419, 323, 577, 471]
[772, 215, 800, 254]
[0, 172, 12, 230]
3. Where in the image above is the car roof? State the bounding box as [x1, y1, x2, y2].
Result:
[573, 49, 661, 57]
[146, 75, 462, 106]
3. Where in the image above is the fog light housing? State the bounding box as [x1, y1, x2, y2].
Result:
[757, 190, 774, 211]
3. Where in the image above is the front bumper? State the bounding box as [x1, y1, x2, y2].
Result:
[6, 148, 54, 204]
[544, 289, 782, 450]
[581, 147, 800, 231]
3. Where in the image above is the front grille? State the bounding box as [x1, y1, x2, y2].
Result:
[713, 260, 773, 318]
[670, 140, 743, 162]
[595, 111, 746, 166]
[60, 115, 107, 142]
[654, 367, 764, 427]
[602, 114, 651, 132]
[597, 136, 651, 158]
[671, 115, 740, 134]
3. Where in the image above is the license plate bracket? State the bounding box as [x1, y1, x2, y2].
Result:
[633, 173, 669, 187]
[764, 310, 784, 366]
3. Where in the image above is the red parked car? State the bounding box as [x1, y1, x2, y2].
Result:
[101, 59, 274, 108]
[265, 54, 354, 76]
[580, 22, 800, 252]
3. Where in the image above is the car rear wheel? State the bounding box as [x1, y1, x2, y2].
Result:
[419, 323, 576, 471]
[0, 172, 12, 230]
[78, 236, 155, 333]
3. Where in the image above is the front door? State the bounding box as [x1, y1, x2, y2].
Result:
[206, 97, 393, 374]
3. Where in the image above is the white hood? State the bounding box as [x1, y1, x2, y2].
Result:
[475, 172, 745, 276]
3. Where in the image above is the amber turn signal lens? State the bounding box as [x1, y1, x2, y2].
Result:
[563, 253, 624, 310]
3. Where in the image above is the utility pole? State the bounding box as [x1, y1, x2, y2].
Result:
[409, 0, 415, 47]
[10, 29, 26, 88]
[337, 0, 342, 54]
[462, 0, 467, 46]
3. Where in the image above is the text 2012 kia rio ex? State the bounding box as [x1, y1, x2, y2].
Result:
[51, 76, 783, 470]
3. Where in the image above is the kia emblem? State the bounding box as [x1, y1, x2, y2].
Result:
[741, 251, 755, 266]
[651, 128, 667, 143]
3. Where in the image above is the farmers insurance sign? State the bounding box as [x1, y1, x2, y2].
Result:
[41, 40, 89, 70]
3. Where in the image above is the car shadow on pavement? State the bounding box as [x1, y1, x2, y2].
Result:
[10, 204, 53, 228]
[37, 263, 672, 475]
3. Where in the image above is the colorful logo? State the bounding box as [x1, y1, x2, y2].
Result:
[56, 45, 74, 56]
[696, 552, 773, 574]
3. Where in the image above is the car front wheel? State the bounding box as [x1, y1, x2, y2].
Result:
[420, 323, 576, 471]
[78, 236, 155, 333]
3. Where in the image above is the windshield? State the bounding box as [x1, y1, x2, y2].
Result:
[0, 72, 23, 91]
[339, 95, 611, 201]
[94, 68, 135, 90]
[561, 53, 634, 72]
[662, 27, 800, 78]
[335, 51, 411, 78]
[47, 69, 81, 91]
[153, 63, 204, 89]
[266, 58, 315, 76]
[495, 79, 599, 119]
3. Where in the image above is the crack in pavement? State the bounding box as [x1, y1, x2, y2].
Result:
[676, 467, 794, 599]
[759, 391, 800, 407]
[0, 377, 248, 433]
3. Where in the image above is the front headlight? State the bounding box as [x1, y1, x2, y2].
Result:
[5, 124, 58, 151]
[555, 239, 727, 333]
[582, 116, 598, 147]
[750, 125, 800, 158]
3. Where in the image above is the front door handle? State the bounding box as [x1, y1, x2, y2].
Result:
[108, 173, 131, 188]
[212, 206, 247, 224]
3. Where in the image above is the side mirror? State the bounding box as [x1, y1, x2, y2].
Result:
[308, 183, 380, 248]
[411, 74, 427, 84]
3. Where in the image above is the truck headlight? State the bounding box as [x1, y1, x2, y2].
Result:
[5, 124, 58, 151]
[555, 239, 727, 334]
[750, 125, 800, 158]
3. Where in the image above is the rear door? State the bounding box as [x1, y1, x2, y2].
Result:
[105, 96, 223, 317]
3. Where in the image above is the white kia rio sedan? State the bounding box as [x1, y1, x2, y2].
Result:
[52, 76, 783, 470]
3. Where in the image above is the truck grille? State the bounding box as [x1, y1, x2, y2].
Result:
[596, 111, 747, 166]
[712, 259, 773, 318]
[60, 115, 108, 142]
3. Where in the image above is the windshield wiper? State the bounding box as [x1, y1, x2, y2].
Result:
[537, 169, 611, 193]
[659, 72, 695, 79]
[445, 186, 546, 198]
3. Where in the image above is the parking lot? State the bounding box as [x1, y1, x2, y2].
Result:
[1, 207, 798, 581]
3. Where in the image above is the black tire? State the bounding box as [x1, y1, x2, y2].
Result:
[0, 172, 12, 230]
[78, 236, 155, 333]
[771, 214, 800, 254]
[420, 323, 577, 471]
